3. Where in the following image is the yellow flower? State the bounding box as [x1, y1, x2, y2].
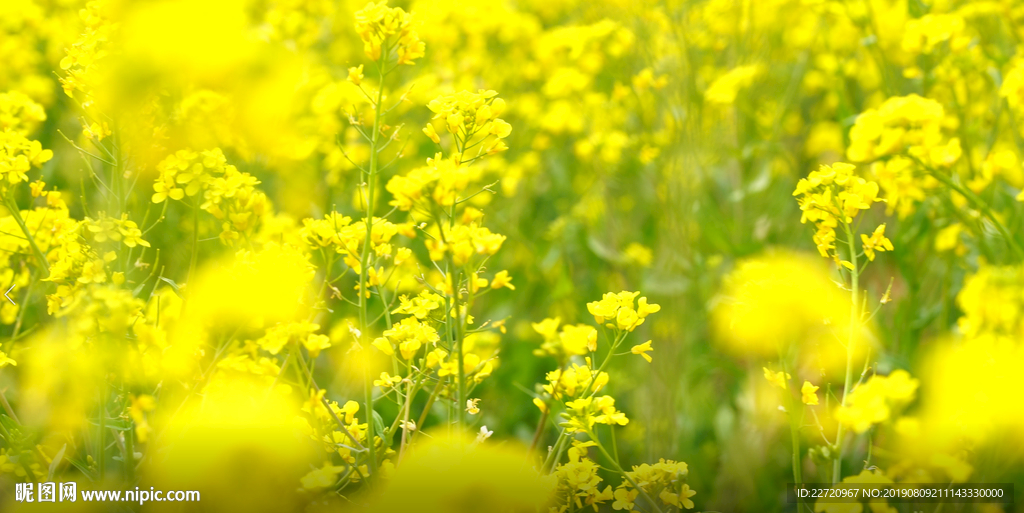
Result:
[392, 290, 443, 319]
[660, 489, 679, 507]
[353, 1, 425, 65]
[300, 462, 345, 490]
[422, 122, 440, 144]
[427, 91, 510, 147]
[339, 400, 360, 424]
[794, 163, 884, 262]
[532, 397, 547, 413]
[128, 394, 156, 443]
[438, 360, 458, 376]
[615, 307, 639, 331]
[465, 398, 480, 415]
[934, 223, 966, 254]
[861, 224, 894, 261]
[425, 348, 448, 369]
[490, 270, 514, 290]
[612, 488, 638, 511]
[679, 483, 697, 509]
[624, 243, 653, 267]
[559, 324, 597, 356]
[303, 334, 331, 358]
[490, 119, 512, 138]
[0, 351, 16, 368]
[705, 64, 762, 104]
[637, 297, 660, 318]
[531, 317, 561, 340]
[836, 370, 919, 433]
[379, 317, 439, 360]
[347, 65, 363, 86]
[801, 381, 819, 405]
[763, 367, 790, 390]
[631, 340, 653, 363]
[373, 372, 402, 388]
[586, 291, 655, 331]
[372, 337, 394, 356]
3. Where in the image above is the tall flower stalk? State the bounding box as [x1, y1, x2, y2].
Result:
[346, 0, 426, 478]
[793, 162, 893, 483]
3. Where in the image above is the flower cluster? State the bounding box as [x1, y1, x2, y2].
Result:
[256, 321, 330, 357]
[425, 90, 512, 156]
[301, 213, 408, 277]
[955, 264, 1024, 339]
[0, 91, 47, 133]
[386, 153, 485, 210]
[43, 223, 116, 314]
[561, 395, 629, 433]
[391, 290, 443, 318]
[614, 459, 696, 511]
[0, 93, 52, 196]
[152, 148, 268, 244]
[846, 95, 957, 165]
[537, 292, 687, 511]
[372, 316, 440, 360]
[57, 0, 111, 99]
[793, 162, 890, 267]
[549, 444, 613, 512]
[424, 222, 505, 267]
[900, 14, 969, 57]
[532, 318, 597, 362]
[585, 290, 660, 333]
[705, 64, 762, 105]
[835, 370, 919, 434]
[83, 212, 151, 249]
[539, 364, 609, 404]
[353, 1, 425, 65]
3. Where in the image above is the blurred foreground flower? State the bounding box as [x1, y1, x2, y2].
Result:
[143, 378, 315, 513]
[345, 434, 554, 513]
[712, 251, 863, 374]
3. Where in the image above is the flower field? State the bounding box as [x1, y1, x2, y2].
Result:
[0, 0, 1023, 511]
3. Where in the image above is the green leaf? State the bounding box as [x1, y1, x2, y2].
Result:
[371, 410, 385, 444]
[159, 277, 184, 298]
[47, 444, 66, 481]
[89, 418, 133, 431]
[66, 456, 96, 481]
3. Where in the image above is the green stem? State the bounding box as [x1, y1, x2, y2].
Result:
[124, 420, 135, 484]
[4, 196, 49, 277]
[780, 358, 803, 511]
[541, 333, 627, 471]
[528, 407, 550, 456]
[905, 154, 1024, 261]
[376, 284, 393, 329]
[608, 423, 620, 466]
[98, 383, 107, 480]
[186, 202, 199, 291]
[293, 348, 366, 453]
[542, 428, 570, 473]
[833, 222, 860, 484]
[451, 265, 465, 429]
[590, 432, 665, 513]
[358, 52, 387, 480]
[364, 368, 376, 477]
[412, 377, 445, 443]
[928, 169, 1024, 261]
[584, 332, 626, 399]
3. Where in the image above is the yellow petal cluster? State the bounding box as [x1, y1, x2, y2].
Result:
[835, 370, 918, 434]
[585, 290, 660, 331]
[353, 1, 425, 65]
